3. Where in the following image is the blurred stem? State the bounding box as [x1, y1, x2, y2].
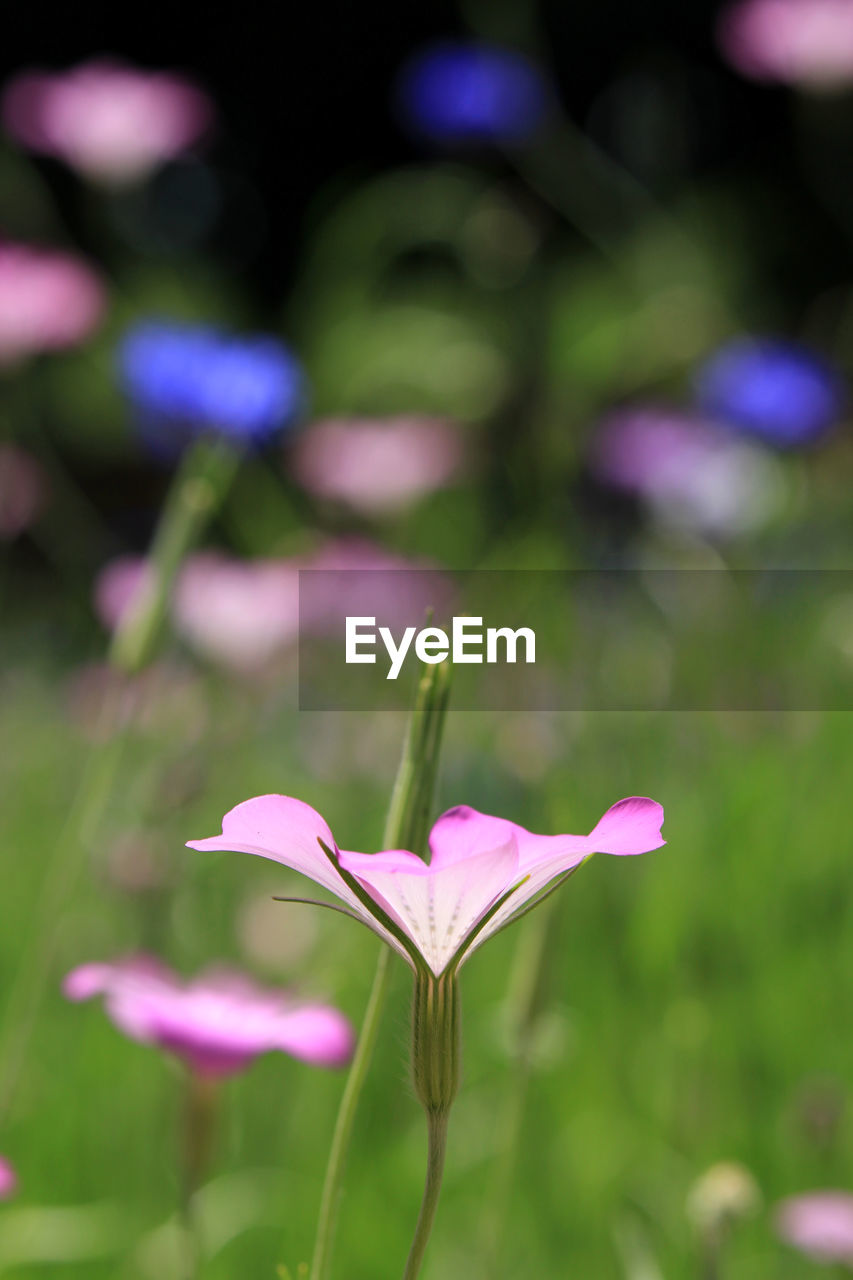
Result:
[701, 1238, 721, 1280]
[479, 895, 557, 1272]
[0, 436, 238, 1124]
[510, 123, 662, 260]
[179, 1072, 220, 1280]
[307, 660, 452, 1280]
[402, 1110, 449, 1280]
[110, 435, 239, 673]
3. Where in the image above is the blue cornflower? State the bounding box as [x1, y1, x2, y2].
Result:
[694, 337, 845, 448]
[395, 41, 548, 145]
[119, 321, 306, 452]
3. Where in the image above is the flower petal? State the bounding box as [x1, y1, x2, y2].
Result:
[427, 805, 519, 867]
[273, 1005, 356, 1067]
[447, 797, 665, 961]
[587, 797, 666, 855]
[187, 795, 408, 958]
[187, 794, 358, 901]
[340, 838, 519, 975]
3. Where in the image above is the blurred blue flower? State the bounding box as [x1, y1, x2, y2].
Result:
[119, 321, 305, 452]
[395, 42, 548, 145]
[694, 337, 844, 448]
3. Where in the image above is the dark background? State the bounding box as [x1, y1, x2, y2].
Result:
[2, 0, 826, 303]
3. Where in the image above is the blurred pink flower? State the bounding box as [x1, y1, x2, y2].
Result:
[718, 0, 853, 88]
[302, 537, 456, 635]
[777, 1192, 853, 1264]
[0, 243, 105, 363]
[172, 552, 301, 671]
[93, 555, 152, 632]
[590, 405, 785, 537]
[292, 416, 463, 515]
[3, 60, 213, 184]
[0, 1157, 17, 1200]
[189, 795, 665, 977]
[94, 540, 452, 671]
[94, 551, 299, 672]
[0, 444, 48, 538]
[64, 956, 354, 1075]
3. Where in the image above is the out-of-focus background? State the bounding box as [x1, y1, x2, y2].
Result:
[4, 0, 853, 1276]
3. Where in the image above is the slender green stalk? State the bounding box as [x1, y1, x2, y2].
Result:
[402, 1110, 450, 1280]
[307, 948, 392, 1280]
[0, 436, 239, 1123]
[110, 435, 239, 674]
[307, 661, 451, 1280]
[405, 967, 459, 1279]
[701, 1243, 720, 1280]
[179, 1072, 220, 1280]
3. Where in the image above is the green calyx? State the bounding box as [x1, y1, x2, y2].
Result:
[412, 969, 460, 1116]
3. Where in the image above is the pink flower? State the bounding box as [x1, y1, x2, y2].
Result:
[94, 541, 452, 672]
[0, 243, 105, 364]
[291, 416, 463, 515]
[718, 0, 853, 89]
[188, 796, 665, 977]
[0, 444, 48, 539]
[0, 1157, 17, 1200]
[172, 553, 301, 672]
[3, 60, 213, 184]
[301, 538, 455, 638]
[777, 1192, 853, 1264]
[93, 552, 298, 672]
[64, 956, 354, 1076]
[93, 555, 152, 632]
[590, 406, 784, 537]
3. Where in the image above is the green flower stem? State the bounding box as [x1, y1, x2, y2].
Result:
[307, 660, 452, 1280]
[701, 1242, 720, 1280]
[110, 435, 239, 674]
[403, 969, 460, 1280]
[0, 436, 239, 1124]
[179, 1072, 220, 1280]
[306, 947, 392, 1280]
[402, 1108, 450, 1280]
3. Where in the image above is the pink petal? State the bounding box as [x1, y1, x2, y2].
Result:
[429, 804, 590, 872]
[63, 954, 173, 1001]
[441, 798, 665, 961]
[63, 963, 115, 1001]
[187, 795, 409, 959]
[0, 1157, 17, 1200]
[187, 795, 340, 892]
[64, 954, 355, 1075]
[339, 848, 430, 876]
[777, 1192, 853, 1262]
[274, 1005, 356, 1067]
[340, 839, 519, 975]
[587, 797, 666, 855]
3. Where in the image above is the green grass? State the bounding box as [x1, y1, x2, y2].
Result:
[2, 625, 853, 1279]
